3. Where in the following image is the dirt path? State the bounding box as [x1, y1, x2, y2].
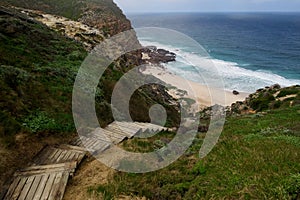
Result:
[63, 157, 114, 200]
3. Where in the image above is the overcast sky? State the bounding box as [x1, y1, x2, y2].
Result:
[114, 0, 300, 13]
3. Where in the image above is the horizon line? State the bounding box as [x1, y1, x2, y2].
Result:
[125, 10, 300, 15]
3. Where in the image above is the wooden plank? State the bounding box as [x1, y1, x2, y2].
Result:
[72, 153, 81, 163]
[11, 177, 27, 200]
[108, 124, 136, 134]
[92, 143, 110, 155]
[88, 132, 111, 143]
[51, 149, 63, 163]
[133, 122, 151, 132]
[105, 126, 132, 137]
[70, 138, 82, 146]
[59, 144, 87, 153]
[75, 139, 82, 146]
[62, 151, 73, 161]
[18, 162, 77, 172]
[25, 175, 42, 200]
[47, 172, 62, 200]
[48, 148, 60, 161]
[33, 146, 53, 165]
[133, 122, 148, 127]
[48, 172, 69, 200]
[3, 177, 21, 200]
[67, 152, 77, 161]
[72, 151, 85, 163]
[112, 122, 141, 132]
[56, 150, 68, 163]
[90, 140, 105, 149]
[40, 173, 56, 199]
[87, 140, 99, 149]
[32, 174, 49, 200]
[18, 176, 35, 200]
[145, 123, 167, 131]
[83, 138, 97, 148]
[15, 162, 77, 176]
[101, 129, 126, 140]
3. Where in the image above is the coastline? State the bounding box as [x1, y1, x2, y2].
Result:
[142, 65, 250, 110]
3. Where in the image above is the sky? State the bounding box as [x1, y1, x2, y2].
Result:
[114, 0, 300, 13]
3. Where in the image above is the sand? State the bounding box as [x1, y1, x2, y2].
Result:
[142, 65, 249, 110]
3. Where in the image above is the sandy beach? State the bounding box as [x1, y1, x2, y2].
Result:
[142, 65, 249, 110]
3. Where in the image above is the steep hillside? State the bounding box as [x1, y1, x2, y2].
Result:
[0, 6, 87, 141]
[76, 104, 300, 199]
[0, 0, 131, 36]
[0, 2, 180, 189]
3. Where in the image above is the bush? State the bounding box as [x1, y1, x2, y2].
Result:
[249, 92, 275, 111]
[277, 88, 299, 98]
[22, 111, 75, 134]
[23, 111, 56, 133]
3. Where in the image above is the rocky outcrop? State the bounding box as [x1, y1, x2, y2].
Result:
[16, 7, 105, 51]
[230, 84, 300, 114]
[1, 0, 132, 37]
[141, 46, 176, 64]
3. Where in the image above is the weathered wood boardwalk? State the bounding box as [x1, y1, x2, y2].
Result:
[2, 144, 86, 200]
[3, 162, 77, 200]
[2, 122, 168, 200]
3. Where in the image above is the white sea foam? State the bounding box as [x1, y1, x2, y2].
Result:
[140, 39, 300, 93]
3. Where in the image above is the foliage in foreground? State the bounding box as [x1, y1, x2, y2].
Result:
[89, 105, 300, 199]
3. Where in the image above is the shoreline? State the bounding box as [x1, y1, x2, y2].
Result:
[142, 65, 250, 110]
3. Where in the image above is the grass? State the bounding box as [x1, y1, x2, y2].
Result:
[89, 105, 300, 199]
[277, 87, 300, 98]
[0, 8, 87, 143]
[0, 7, 181, 146]
[121, 131, 176, 153]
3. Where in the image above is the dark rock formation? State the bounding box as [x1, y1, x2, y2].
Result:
[141, 46, 176, 64]
[233, 90, 240, 95]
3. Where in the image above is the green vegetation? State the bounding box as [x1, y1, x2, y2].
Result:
[0, 7, 180, 147]
[1, 0, 120, 20]
[121, 131, 175, 153]
[0, 10, 91, 146]
[249, 92, 276, 111]
[277, 87, 300, 98]
[1, 4, 299, 199]
[89, 105, 300, 199]
[1, 0, 130, 36]
[0, 8, 87, 145]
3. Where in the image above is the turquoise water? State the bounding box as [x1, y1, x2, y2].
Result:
[129, 13, 300, 92]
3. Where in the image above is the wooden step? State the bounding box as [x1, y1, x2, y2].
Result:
[4, 162, 76, 200]
[105, 125, 136, 138]
[78, 135, 111, 152]
[110, 122, 141, 132]
[106, 126, 135, 137]
[32, 145, 86, 166]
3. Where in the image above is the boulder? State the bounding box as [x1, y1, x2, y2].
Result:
[232, 90, 240, 95]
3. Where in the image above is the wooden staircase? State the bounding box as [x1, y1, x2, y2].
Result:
[1, 122, 168, 200]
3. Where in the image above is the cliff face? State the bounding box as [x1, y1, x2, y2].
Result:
[1, 0, 132, 36]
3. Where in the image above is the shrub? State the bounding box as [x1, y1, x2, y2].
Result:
[277, 88, 299, 98]
[22, 111, 75, 134]
[249, 92, 275, 111]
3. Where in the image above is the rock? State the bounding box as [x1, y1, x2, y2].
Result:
[198, 125, 208, 133]
[270, 84, 281, 90]
[232, 90, 240, 95]
[141, 46, 176, 64]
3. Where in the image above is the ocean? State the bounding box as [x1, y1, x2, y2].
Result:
[128, 13, 300, 93]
